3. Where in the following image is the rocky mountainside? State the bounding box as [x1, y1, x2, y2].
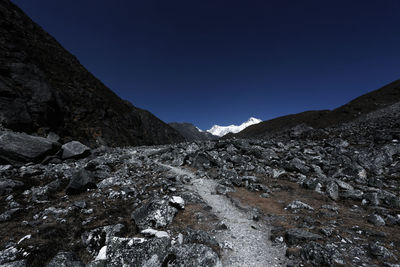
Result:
[169, 122, 218, 142]
[0, 98, 400, 266]
[230, 79, 400, 139]
[0, 0, 184, 147]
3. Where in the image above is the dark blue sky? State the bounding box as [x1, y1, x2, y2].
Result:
[13, 0, 400, 130]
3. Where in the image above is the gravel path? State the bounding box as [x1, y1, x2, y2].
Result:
[159, 163, 287, 267]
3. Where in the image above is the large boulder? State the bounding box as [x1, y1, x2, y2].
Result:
[131, 198, 177, 230]
[61, 141, 90, 160]
[66, 169, 96, 195]
[106, 236, 170, 267]
[0, 131, 60, 163]
[285, 228, 322, 246]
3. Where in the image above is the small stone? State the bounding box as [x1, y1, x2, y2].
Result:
[368, 214, 385, 226]
[169, 196, 185, 209]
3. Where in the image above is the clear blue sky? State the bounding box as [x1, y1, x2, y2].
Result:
[12, 0, 400, 130]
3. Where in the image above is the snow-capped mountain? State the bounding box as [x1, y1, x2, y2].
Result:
[206, 117, 262, 137]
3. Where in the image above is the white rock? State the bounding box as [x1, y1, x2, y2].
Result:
[169, 196, 185, 209]
[141, 228, 170, 238]
[17, 234, 31, 244]
[95, 246, 107, 261]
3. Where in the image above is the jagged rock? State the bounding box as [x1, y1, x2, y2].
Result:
[286, 200, 314, 211]
[131, 198, 178, 230]
[66, 169, 96, 195]
[106, 236, 170, 266]
[301, 241, 345, 266]
[45, 252, 85, 267]
[368, 214, 386, 226]
[0, 131, 60, 163]
[81, 224, 125, 257]
[326, 181, 339, 200]
[61, 141, 90, 160]
[285, 158, 310, 174]
[285, 228, 322, 246]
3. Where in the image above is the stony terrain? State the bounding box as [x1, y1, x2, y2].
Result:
[1, 101, 400, 266]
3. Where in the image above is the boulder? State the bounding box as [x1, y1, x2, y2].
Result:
[61, 141, 90, 160]
[106, 236, 170, 267]
[0, 131, 60, 163]
[131, 198, 177, 230]
[285, 228, 322, 246]
[66, 169, 96, 195]
[368, 214, 386, 226]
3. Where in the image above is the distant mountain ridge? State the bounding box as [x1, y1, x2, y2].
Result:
[0, 0, 184, 147]
[229, 79, 400, 139]
[207, 117, 262, 137]
[169, 122, 218, 142]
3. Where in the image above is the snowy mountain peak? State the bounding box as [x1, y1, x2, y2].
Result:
[206, 117, 262, 137]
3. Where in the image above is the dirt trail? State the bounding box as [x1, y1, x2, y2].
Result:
[159, 163, 287, 267]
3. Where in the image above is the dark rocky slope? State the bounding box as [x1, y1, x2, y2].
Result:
[0, 0, 184, 147]
[169, 122, 218, 142]
[230, 79, 400, 139]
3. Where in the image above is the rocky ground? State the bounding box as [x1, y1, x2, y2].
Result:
[1, 104, 400, 267]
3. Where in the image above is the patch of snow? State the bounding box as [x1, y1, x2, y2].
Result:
[207, 117, 262, 137]
[195, 126, 203, 132]
[169, 196, 185, 209]
[95, 246, 107, 261]
[17, 234, 31, 244]
[141, 228, 170, 238]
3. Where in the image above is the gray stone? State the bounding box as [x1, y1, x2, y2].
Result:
[106, 236, 170, 267]
[285, 228, 322, 246]
[0, 131, 60, 163]
[302, 241, 345, 266]
[368, 214, 386, 226]
[0, 179, 23, 195]
[45, 252, 85, 267]
[369, 242, 393, 259]
[61, 141, 90, 160]
[326, 181, 339, 201]
[66, 169, 96, 195]
[131, 198, 177, 230]
[286, 200, 314, 211]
